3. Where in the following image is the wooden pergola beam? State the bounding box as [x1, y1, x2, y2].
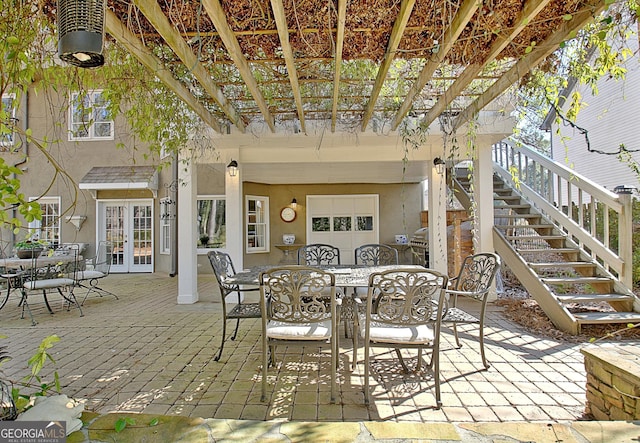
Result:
[390, 0, 479, 131]
[453, 2, 607, 131]
[331, 0, 348, 132]
[105, 11, 222, 134]
[133, 0, 246, 133]
[201, 0, 276, 132]
[361, 0, 416, 131]
[270, 0, 306, 133]
[420, 0, 552, 130]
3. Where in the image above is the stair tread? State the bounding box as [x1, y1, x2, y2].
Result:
[495, 204, 531, 209]
[496, 224, 555, 229]
[557, 293, 633, 302]
[495, 214, 541, 218]
[505, 235, 565, 240]
[574, 312, 640, 323]
[529, 262, 595, 267]
[517, 247, 579, 253]
[543, 276, 612, 283]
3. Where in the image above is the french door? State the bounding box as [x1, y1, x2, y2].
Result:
[97, 200, 154, 273]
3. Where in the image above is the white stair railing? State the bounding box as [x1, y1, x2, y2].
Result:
[492, 139, 634, 289]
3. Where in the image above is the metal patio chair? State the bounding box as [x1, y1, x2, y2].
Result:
[359, 268, 448, 408]
[75, 240, 117, 305]
[298, 243, 340, 266]
[208, 250, 261, 362]
[442, 252, 501, 369]
[259, 266, 339, 403]
[20, 244, 83, 325]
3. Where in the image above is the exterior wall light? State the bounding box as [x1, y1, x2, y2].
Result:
[227, 159, 238, 177]
[433, 157, 446, 175]
[291, 198, 297, 209]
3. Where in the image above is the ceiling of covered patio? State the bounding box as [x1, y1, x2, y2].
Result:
[45, 0, 605, 137]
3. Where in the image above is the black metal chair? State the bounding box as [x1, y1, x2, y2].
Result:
[442, 252, 501, 369]
[208, 251, 261, 361]
[298, 243, 340, 265]
[75, 240, 117, 305]
[259, 266, 339, 403]
[359, 268, 448, 408]
[20, 244, 83, 325]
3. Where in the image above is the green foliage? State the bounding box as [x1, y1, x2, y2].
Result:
[0, 335, 62, 413]
[115, 417, 136, 432]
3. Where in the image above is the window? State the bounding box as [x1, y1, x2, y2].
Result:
[1, 94, 16, 147]
[197, 196, 226, 249]
[246, 195, 269, 253]
[28, 197, 61, 247]
[69, 90, 113, 140]
[159, 197, 173, 254]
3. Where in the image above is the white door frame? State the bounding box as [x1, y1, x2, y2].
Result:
[306, 194, 379, 265]
[96, 199, 154, 273]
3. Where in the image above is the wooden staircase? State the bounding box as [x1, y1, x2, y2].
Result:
[454, 173, 640, 334]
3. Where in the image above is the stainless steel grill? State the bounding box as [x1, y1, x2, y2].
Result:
[409, 227, 429, 266]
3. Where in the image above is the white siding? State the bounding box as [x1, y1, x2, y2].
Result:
[551, 34, 640, 192]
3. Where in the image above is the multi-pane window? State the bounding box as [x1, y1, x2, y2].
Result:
[197, 196, 226, 248]
[28, 197, 61, 247]
[69, 90, 113, 140]
[159, 197, 172, 254]
[246, 195, 269, 253]
[1, 94, 16, 147]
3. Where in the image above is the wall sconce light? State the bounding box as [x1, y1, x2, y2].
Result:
[227, 159, 238, 177]
[291, 198, 297, 209]
[433, 157, 446, 175]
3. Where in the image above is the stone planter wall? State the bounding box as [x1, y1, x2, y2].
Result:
[581, 345, 640, 420]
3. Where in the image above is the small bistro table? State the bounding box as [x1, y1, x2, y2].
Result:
[273, 244, 304, 264]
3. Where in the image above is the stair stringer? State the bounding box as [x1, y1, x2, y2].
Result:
[493, 228, 579, 334]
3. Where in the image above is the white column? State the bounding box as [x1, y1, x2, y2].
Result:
[428, 156, 448, 275]
[472, 144, 495, 253]
[473, 144, 497, 300]
[226, 158, 243, 270]
[177, 155, 199, 304]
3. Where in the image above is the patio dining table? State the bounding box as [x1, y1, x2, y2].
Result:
[225, 264, 425, 288]
[0, 253, 82, 313]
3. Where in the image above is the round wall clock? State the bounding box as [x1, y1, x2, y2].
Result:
[280, 207, 296, 222]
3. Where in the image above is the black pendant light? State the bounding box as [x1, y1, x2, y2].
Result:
[57, 0, 106, 68]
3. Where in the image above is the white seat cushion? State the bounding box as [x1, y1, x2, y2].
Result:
[76, 270, 105, 280]
[24, 278, 75, 290]
[358, 315, 434, 344]
[266, 319, 332, 340]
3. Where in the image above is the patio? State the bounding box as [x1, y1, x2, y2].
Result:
[1, 273, 638, 441]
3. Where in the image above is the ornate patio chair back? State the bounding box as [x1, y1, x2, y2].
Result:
[298, 243, 340, 266]
[93, 241, 113, 276]
[208, 250, 237, 289]
[451, 252, 500, 301]
[354, 244, 398, 266]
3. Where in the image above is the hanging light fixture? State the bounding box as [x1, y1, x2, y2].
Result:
[433, 157, 446, 175]
[227, 159, 238, 177]
[57, 0, 106, 68]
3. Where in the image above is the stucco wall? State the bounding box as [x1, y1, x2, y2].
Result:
[241, 181, 422, 268]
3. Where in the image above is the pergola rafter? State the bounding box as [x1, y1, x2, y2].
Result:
[453, 1, 606, 130]
[104, 10, 223, 134]
[46, 0, 610, 135]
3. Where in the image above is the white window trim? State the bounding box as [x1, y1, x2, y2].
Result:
[245, 195, 270, 254]
[1, 93, 16, 147]
[28, 196, 61, 246]
[69, 90, 114, 141]
[159, 196, 172, 255]
[197, 195, 226, 254]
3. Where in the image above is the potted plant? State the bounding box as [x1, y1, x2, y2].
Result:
[14, 239, 46, 259]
